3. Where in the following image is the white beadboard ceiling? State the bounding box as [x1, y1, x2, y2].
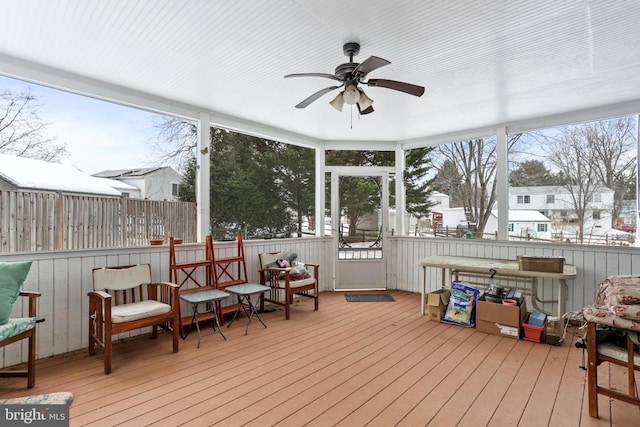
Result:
[1, 0, 640, 145]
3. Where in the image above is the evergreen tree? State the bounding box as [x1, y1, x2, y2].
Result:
[177, 157, 196, 203]
[509, 160, 556, 186]
[404, 147, 437, 218]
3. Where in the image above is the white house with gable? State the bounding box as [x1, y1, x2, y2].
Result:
[437, 207, 552, 239]
[509, 185, 614, 221]
[93, 167, 183, 201]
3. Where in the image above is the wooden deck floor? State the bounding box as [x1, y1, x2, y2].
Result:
[1, 290, 639, 426]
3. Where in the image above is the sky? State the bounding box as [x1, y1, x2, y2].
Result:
[0, 75, 166, 175]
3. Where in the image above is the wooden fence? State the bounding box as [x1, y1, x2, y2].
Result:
[0, 190, 196, 252]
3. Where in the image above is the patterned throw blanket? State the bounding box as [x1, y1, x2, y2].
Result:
[582, 275, 640, 331]
[0, 392, 73, 405]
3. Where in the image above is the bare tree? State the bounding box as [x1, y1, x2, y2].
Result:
[436, 135, 521, 235]
[538, 118, 637, 242]
[0, 89, 67, 161]
[585, 118, 636, 227]
[148, 115, 199, 171]
[543, 126, 601, 243]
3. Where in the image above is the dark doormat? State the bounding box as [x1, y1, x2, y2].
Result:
[345, 293, 395, 302]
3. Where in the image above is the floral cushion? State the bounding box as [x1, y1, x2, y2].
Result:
[0, 392, 73, 405]
[583, 275, 640, 331]
[0, 317, 36, 342]
[260, 252, 313, 284]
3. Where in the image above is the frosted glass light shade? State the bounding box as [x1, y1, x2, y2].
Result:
[330, 93, 344, 111]
[342, 85, 360, 104]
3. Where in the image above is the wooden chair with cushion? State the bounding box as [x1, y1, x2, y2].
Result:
[586, 321, 640, 417]
[258, 252, 318, 320]
[88, 264, 180, 374]
[0, 291, 41, 388]
[0, 261, 40, 388]
[582, 274, 640, 417]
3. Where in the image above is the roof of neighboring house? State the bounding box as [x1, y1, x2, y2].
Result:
[0, 154, 122, 196]
[92, 167, 167, 178]
[505, 210, 551, 222]
[94, 177, 139, 193]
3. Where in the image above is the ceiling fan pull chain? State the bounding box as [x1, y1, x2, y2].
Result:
[350, 104, 353, 129]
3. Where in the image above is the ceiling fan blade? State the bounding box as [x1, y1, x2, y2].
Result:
[366, 79, 425, 97]
[357, 104, 375, 115]
[295, 86, 341, 108]
[353, 56, 390, 77]
[285, 73, 342, 82]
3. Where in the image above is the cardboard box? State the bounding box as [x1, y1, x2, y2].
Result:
[427, 289, 450, 322]
[475, 295, 528, 339]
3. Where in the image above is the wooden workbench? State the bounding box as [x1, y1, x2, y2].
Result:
[417, 255, 577, 318]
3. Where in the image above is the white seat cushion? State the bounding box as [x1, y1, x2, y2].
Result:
[277, 277, 316, 288]
[111, 300, 171, 323]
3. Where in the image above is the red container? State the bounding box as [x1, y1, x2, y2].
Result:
[523, 314, 544, 343]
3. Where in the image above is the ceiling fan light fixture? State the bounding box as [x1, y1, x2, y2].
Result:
[342, 84, 360, 105]
[330, 93, 344, 111]
[357, 89, 374, 111]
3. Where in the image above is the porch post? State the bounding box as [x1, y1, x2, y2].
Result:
[196, 112, 211, 242]
[496, 126, 509, 241]
[396, 145, 406, 236]
[316, 145, 325, 236]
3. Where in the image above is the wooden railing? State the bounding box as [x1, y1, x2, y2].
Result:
[0, 190, 196, 252]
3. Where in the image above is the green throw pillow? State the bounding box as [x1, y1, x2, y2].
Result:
[0, 261, 33, 325]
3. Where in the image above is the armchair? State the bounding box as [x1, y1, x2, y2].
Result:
[0, 291, 41, 388]
[258, 252, 318, 320]
[88, 264, 179, 374]
[581, 275, 640, 417]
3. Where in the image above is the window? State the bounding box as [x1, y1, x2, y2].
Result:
[517, 195, 531, 204]
[171, 183, 179, 197]
[538, 223, 548, 232]
[509, 115, 637, 247]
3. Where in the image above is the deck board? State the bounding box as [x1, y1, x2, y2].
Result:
[1, 290, 638, 426]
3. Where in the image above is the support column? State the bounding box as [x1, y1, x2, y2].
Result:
[196, 112, 211, 242]
[395, 145, 406, 236]
[316, 145, 325, 236]
[496, 127, 509, 241]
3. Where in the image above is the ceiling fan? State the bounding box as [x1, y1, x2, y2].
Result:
[285, 42, 425, 115]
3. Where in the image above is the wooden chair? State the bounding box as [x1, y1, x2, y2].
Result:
[88, 264, 179, 374]
[212, 234, 248, 290]
[586, 321, 640, 417]
[169, 235, 215, 335]
[211, 234, 248, 321]
[0, 291, 41, 388]
[258, 252, 318, 320]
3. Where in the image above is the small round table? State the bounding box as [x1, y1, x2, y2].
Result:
[225, 283, 270, 335]
[179, 288, 230, 347]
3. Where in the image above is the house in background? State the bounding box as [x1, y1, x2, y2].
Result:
[0, 154, 136, 196]
[509, 185, 616, 236]
[509, 185, 615, 223]
[93, 167, 182, 201]
[438, 207, 552, 240]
